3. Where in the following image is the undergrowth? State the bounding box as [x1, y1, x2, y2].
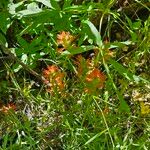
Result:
[0, 0, 150, 149]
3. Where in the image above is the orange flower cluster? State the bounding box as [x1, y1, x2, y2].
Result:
[43, 65, 65, 93]
[85, 68, 106, 93]
[86, 68, 106, 88]
[75, 55, 92, 77]
[57, 31, 75, 53]
[0, 102, 16, 113]
[75, 55, 106, 94]
[42, 31, 107, 95]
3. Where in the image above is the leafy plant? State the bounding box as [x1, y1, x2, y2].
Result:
[0, 0, 149, 149]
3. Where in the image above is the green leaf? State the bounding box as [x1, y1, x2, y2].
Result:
[35, 0, 53, 8]
[19, 10, 55, 32]
[105, 40, 132, 49]
[82, 20, 102, 47]
[8, 1, 24, 15]
[84, 129, 107, 145]
[132, 20, 141, 30]
[63, 5, 87, 12]
[63, 0, 73, 9]
[118, 93, 130, 113]
[0, 12, 11, 33]
[109, 59, 149, 83]
[18, 2, 42, 16]
[17, 36, 29, 51]
[54, 13, 72, 30]
[50, 0, 60, 10]
[110, 59, 139, 81]
[125, 15, 133, 29]
[13, 53, 28, 72]
[0, 32, 6, 45]
[62, 45, 96, 55]
[0, 0, 9, 9]
[29, 36, 43, 48]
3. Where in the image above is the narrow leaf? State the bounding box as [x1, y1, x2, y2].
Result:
[62, 45, 96, 55]
[83, 20, 102, 47]
[84, 129, 107, 145]
[109, 59, 140, 82]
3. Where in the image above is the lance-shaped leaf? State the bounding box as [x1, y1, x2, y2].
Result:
[82, 20, 102, 47]
[62, 45, 96, 55]
[109, 59, 149, 83]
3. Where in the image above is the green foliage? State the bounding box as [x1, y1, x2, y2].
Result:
[0, 0, 150, 149]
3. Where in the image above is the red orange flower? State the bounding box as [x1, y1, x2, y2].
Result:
[43, 65, 59, 77]
[57, 31, 75, 53]
[74, 55, 106, 93]
[85, 68, 106, 93]
[75, 55, 93, 77]
[86, 68, 106, 88]
[43, 65, 65, 93]
[1, 102, 16, 113]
